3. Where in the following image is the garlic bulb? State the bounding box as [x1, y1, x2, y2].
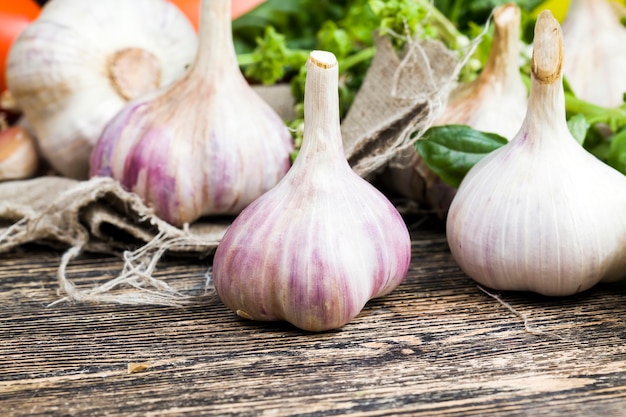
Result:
[90, 0, 293, 227]
[562, 0, 626, 108]
[384, 3, 527, 214]
[433, 2, 527, 138]
[446, 10, 626, 296]
[6, 0, 197, 179]
[212, 51, 411, 332]
[0, 123, 38, 181]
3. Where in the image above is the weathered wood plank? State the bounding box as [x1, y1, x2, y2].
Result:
[1, 228, 626, 416]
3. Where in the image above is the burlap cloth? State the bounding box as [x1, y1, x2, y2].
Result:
[0, 176, 228, 253]
[0, 38, 461, 305]
[342, 37, 458, 178]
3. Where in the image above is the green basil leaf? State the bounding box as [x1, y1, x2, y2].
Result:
[415, 125, 507, 188]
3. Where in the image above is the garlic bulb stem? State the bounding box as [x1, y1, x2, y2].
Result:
[483, 3, 522, 89]
[299, 51, 343, 162]
[429, 2, 527, 139]
[192, 0, 238, 76]
[525, 16, 567, 139]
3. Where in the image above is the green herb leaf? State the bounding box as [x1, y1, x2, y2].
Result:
[368, 0, 435, 45]
[567, 113, 590, 145]
[243, 26, 290, 84]
[243, 26, 308, 85]
[316, 21, 352, 60]
[607, 129, 626, 175]
[415, 125, 507, 188]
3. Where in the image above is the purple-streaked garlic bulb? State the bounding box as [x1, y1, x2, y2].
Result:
[90, 0, 293, 226]
[212, 51, 412, 332]
[446, 11, 626, 296]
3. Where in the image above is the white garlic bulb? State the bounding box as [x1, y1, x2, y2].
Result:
[433, 2, 527, 138]
[212, 51, 411, 332]
[446, 10, 626, 296]
[6, 0, 197, 179]
[90, 0, 294, 227]
[384, 3, 528, 215]
[562, 0, 626, 108]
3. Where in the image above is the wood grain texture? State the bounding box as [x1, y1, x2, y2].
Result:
[1, 226, 626, 416]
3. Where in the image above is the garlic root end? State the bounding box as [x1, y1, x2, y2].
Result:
[108, 48, 162, 101]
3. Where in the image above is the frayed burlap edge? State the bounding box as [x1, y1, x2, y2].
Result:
[0, 176, 227, 306]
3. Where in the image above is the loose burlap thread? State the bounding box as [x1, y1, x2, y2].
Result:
[1, 37, 467, 306]
[0, 176, 228, 305]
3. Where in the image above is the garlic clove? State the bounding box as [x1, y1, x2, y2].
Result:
[212, 50, 412, 332]
[446, 10, 626, 296]
[90, 0, 294, 227]
[562, 0, 626, 108]
[6, 0, 197, 179]
[0, 123, 39, 181]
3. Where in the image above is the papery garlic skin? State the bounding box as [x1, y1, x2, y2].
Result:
[6, 0, 197, 179]
[213, 51, 411, 332]
[90, 0, 293, 227]
[433, 3, 527, 138]
[562, 0, 626, 108]
[446, 11, 626, 296]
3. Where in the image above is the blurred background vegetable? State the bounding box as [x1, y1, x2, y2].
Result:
[7, 0, 197, 179]
[169, 0, 266, 29]
[0, 0, 40, 94]
[561, 0, 626, 108]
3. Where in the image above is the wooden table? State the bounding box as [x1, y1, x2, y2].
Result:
[2, 224, 626, 416]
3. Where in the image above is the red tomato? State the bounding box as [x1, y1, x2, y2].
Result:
[0, 1, 40, 93]
[0, 12, 36, 93]
[169, 0, 265, 30]
[0, 0, 40, 20]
